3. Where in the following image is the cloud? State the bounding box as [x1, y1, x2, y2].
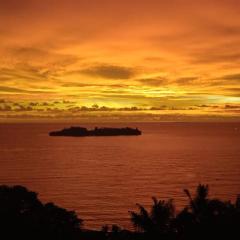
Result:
[0, 1, 240, 121]
[67, 105, 146, 112]
[62, 82, 107, 88]
[7, 47, 79, 67]
[176, 77, 198, 85]
[9, 47, 50, 59]
[225, 104, 240, 109]
[196, 104, 212, 108]
[138, 76, 199, 87]
[225, 87, 240, 94]
[0, 86, 53, 94]
[0, 86, 32, 93]
[137, 77, 167, 86]
[190, 45, 240, 65]
[219, 73, 240, 81]
[0, 104, 12, 111]
[62, 82, 128, 88]
[212, 24, 240, 37]
[0, 66, 55, 83]
[29, 102, 39, 106]
[80, 64, 135, 79]
[15, 105, 34, 112]
[209, 74, 240, 88]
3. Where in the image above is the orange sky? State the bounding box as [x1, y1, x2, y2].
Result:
[0, 0, 240, 121]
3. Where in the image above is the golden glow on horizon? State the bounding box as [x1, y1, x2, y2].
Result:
[0, 0, 240, 121]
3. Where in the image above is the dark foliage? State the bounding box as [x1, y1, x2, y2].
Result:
[0, 184, 239, 240]
[129, 198, 175, 239]
[0, 185, 82, 240]
[129, 184, 240, 240]
[175, 184, 240, 240]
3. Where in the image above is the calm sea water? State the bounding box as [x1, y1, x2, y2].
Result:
[0, 122, 240, 229]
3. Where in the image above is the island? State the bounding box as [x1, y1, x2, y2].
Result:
[49, 126, 142, 137]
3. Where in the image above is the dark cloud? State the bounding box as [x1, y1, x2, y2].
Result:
[195, 52, 240, 64]
[195, 104, 221, 109]
[137, 77, 167, 86]
[150, 105, 168, 110]
[9, 47, 50, 58]
[176, 77, 198, 85]
[198, 21, 240, 38]
[62, 83, 104, 88]
[144, 57, 166, 62]
[209, 74, 240, 88]
[80, 64, 135, 79]
[67, 105, 147, 112]
[225, 104, 240, 109]
[0, 66, 54, 83]
[0, 75, 13, 82]
[8, 47, 79, 67]
[41, 102, 53, 107]
[219, 73, 240, 81]
[0, 86, 52, 94]
[196, 104, 211, 108]
[224, 88, 240, 97]
[226, 87, 240, 91]
[215, 25, 240, 37]
[15, 105, 33, 112]
[0, 104, 12, 111]
[62, 100, 76, 104]
[187, 92, 212, 96]
[191, 45, 240, 64]
[62, 82, 127, 88]
[29, 102, 39, 106]
[0, 86, 32, 93]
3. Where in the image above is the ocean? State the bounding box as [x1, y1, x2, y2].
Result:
[0, 122, 239, 229]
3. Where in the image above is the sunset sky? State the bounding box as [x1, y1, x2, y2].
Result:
[0, 0, 240, 121]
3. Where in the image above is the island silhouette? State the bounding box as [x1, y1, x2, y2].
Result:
[49, 126, 142, 137]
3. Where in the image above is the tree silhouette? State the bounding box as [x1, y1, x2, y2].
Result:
[176, 184, 240, 240]
[0, 185, 82, 240]
[129, 184, 240, 240]
[129, 197, 175, 238]
[0, 184, 239, 240]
